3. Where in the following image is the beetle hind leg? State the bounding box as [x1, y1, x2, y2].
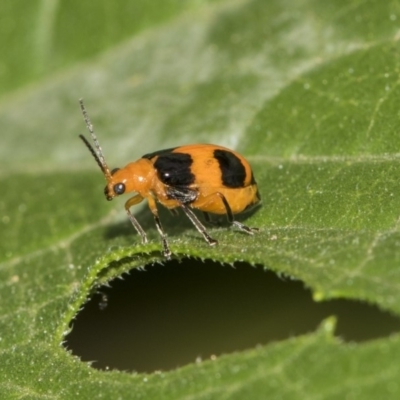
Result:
[218, 193, 259, 235]
[232, 220, 259, 234]
[203, 211, 223, 227]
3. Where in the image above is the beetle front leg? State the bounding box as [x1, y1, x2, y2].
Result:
[125, 194, 148, 244]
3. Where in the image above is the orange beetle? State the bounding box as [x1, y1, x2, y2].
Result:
[79, 100, 260, 258]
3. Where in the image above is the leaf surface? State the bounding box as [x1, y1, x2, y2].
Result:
[1, 0, 400, 398]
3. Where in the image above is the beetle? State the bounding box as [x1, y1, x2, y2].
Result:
[79, 100, 261, 258]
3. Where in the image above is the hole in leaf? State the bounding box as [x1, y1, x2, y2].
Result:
[64, 258, 400, 373]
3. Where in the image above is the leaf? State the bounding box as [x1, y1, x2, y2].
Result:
[1, 0, 400, 399]
[0, 0, 221, 96]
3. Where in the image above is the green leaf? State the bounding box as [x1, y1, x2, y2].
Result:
[1, 0, 400, 398]
[0, 0, 221, 96]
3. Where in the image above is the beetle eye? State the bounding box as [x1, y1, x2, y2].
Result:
[111, 168, 120, 175]
[113, 183, 125, 195]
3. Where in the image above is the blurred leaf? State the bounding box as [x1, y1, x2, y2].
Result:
[0, 0, 221, 96]
[1, 0, 400, 398]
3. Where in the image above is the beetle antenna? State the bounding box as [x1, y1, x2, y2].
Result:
[79, 99, 112, 180]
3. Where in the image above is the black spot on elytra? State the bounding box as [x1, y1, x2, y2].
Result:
[154, 152, 195, 186]
[213, 149, 246, 188]
[142, 147, 178, 160]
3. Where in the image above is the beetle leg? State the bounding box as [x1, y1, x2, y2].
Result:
[147, 196, 171, 259]
[203, 211, 212, 224]
[231, 220, 259, 234]
[203, 211, 222, 227]
[180, 204, 218, 246]
[169, 208, 179, 217]
[216, 192, 258, 235]
[125, 195, 148, 244]
[215, 192, 259, 234]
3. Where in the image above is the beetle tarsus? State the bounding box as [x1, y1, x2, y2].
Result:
[163, 247, 172, 260]
[232, 221, 259, 235]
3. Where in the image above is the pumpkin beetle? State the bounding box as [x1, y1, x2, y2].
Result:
[79, 100, 261, 259]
